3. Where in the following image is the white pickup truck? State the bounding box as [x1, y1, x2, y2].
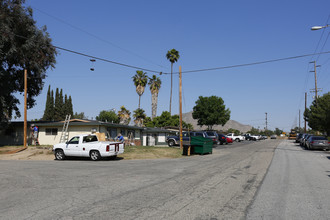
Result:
[53, 134, 124, 161]
[226, 133, 245, 142]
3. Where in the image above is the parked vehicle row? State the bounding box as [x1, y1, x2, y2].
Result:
[166, 131, 270, 147]
[298, 133, 330, 151]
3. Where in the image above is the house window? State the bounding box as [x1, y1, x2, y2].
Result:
[46, 128, 58, 135]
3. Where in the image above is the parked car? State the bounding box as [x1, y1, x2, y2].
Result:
[299, 133, 309, 146]
[295, 133, 303, 143]
[204, 131, 219, 144]
[53, 134, 124, 161]
[270, 135, 277, 139]
[227, 133, 245, 142]
[217, 133, 228, 145]
[166, 131, 217, 147]
[302, 134, 313, 148]
[306, 136, 330, 150]
[243, 134, 257, 141]
[225, 136, 233, 144]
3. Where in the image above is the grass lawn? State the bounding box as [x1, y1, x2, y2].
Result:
[121, 145, 183, 160]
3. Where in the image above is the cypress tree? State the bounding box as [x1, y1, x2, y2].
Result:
[42, 85, 51, 120]
[68, 95, 73, 117]
[54, 88, 61, 121]
[59, 89, 64, 120]
[64, 94, 69, 116]
[50, 89, 55, 121]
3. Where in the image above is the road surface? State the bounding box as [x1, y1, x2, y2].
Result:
[247, 140, 330, 220]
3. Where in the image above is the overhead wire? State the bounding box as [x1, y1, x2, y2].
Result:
[32, 6, 167, 69]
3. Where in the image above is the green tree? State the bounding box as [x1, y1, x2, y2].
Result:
[49, 90, 54, 120]
[96, 110, 119, 123]
[226, 128, 241, 135]
[247, 127, 260, 135]
[0, 0, 57, 126]
[73, 112, 86, 119]
[42, 85, 54, 121]
[148, 75, 162, 119]
[132, 70, 148, 109]
[59, 89, 64, 118]
[166, 49, 180, 115]
[304, 92, 330, 135]
[68, 95, 73, 117]
[192, 96, 231, 130]
[54, 88, 61, 121]
[64, 94, 69, 116]
[274, 128, 283, 136]
[144, 111, 193, 129]
[118, 106, 131, 125]
[133, 108, 146, 127]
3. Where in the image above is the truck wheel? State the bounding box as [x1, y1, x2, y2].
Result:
[90, 150, 101, 161]
[55, 149, 65, 160]
[168, 140, 175, 147]
[235, 138, 240, 142]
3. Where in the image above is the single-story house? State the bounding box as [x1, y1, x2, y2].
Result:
[0, 119, 175, 147]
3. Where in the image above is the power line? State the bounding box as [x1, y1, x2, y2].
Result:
[13, 34, 330, 76]
[13, 34, 162, 74]
[54, 45, 162, 73]
[32, 6, 166, 69]
[168, 51, 330, 75]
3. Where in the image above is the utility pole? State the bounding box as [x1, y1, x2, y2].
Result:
[24, 69, 27, 148]
[265, 112, 268, 131]
[179, 66, 183, 150]
[304, 92, 307, 133]
[309, 61, 322, 100]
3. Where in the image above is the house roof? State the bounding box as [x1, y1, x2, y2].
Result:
[8, 120, 175, 133]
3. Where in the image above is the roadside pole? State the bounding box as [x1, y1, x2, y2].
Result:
[24, 69, 27, 148]
[179, 66, 183, 151]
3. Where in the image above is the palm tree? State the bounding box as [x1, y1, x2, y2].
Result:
[133, 108, 146, 127]
[118, 105, 131, 125]
[132, 70, 148, 109]
[148, 75, 162, 119]
[166, 49, 180, 115]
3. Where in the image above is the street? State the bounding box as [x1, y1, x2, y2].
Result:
[0, 140, 328, 219]
[247, 140, 330, 220]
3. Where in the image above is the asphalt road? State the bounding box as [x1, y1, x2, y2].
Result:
[247, 140, 330, 220]
[0, 140, 278, 220]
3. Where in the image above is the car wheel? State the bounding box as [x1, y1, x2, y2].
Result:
[220, 142, 223, 145]
[168, 140, 175, 147]
[55, 149, 65, 160]
[235, 138, 240, 142]
[90, 150, 101, 161]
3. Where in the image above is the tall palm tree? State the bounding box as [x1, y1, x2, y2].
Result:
[166, 49, 180, 115]
[148, 75, 162, 119]
[132, 70, 148, 109]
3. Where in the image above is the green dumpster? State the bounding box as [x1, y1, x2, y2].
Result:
[190, 136, 213, 155]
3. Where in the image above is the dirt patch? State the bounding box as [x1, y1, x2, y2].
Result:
[0, 146, 54, 161]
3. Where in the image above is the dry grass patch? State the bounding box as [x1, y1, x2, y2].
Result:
[121, 146, 182, 160]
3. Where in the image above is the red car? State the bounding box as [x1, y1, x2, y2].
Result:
[226, 136, 233, 144]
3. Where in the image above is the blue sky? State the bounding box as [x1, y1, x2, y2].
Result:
[16, 0, 330, 131]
